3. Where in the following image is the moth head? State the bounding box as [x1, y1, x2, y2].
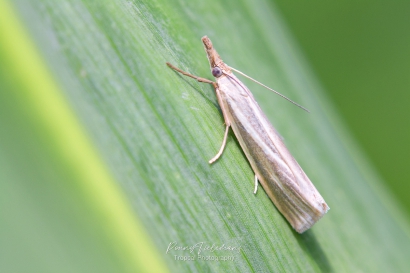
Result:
[202, 36, 231, 76]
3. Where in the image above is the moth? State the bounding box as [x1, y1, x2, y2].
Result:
[166, 36, 329, 233]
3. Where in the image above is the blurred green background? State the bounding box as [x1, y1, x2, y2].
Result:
[274, 1, 410, 215]
[1, 0, 410, 272]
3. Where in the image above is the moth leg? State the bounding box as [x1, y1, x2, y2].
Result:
[166, 62, 230, 163]
[209, 124, 231, 164]
[209, 86, 232, 164]
[166, 62, 216, 85]
[253, 175, 259, 194]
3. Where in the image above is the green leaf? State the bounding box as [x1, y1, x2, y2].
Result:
[1, 0, 410, 272]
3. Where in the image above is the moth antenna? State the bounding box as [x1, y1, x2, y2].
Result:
[228, 65, 310, 113]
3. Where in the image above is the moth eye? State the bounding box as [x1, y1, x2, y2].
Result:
[212, 67, 223, 78]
